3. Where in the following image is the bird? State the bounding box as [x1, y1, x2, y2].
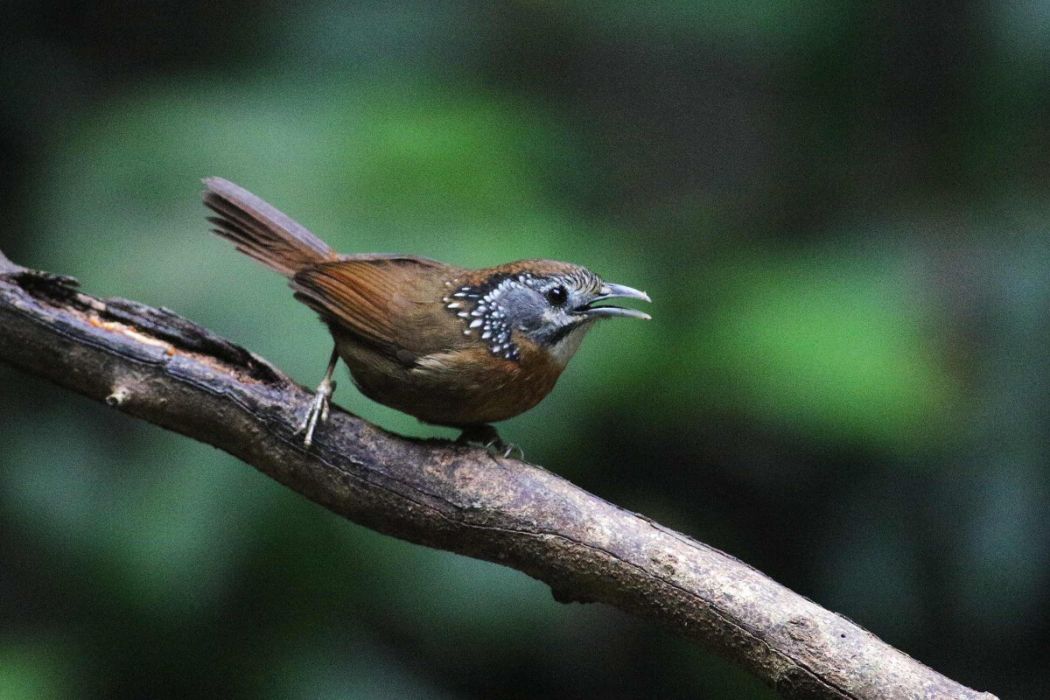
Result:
[202, 177, 651, 450]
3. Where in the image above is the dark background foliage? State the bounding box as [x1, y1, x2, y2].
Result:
[2, 2, 1047, 698]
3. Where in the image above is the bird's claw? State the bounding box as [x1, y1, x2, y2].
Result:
[456, 425, 522, 460]
[296, 379, 336, 448]
[485, 438, 524, 460]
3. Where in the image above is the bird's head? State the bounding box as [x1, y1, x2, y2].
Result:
[445, 260, 651, 367]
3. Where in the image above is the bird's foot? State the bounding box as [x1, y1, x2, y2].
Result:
[456, 425, 523, 460]
[490, 440, 524, 460]
[296, 378, 336, 448]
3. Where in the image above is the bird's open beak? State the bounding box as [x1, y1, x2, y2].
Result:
[581, 283, 652, 320]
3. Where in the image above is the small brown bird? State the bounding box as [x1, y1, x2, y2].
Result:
[202, 177, 651, 448]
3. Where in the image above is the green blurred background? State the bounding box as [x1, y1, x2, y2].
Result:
[1, 2, 1047, 698]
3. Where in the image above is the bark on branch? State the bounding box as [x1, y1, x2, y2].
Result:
[0, 253, 995, 700]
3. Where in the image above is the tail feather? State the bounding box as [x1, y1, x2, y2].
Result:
[202, 177, 336, 277]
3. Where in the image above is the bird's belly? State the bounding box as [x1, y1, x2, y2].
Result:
[338, 341, 562, 427]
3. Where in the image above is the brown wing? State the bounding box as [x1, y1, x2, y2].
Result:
[292, 256, 464, 362]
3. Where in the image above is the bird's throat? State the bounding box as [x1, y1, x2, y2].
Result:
[546, 322, 594, 368]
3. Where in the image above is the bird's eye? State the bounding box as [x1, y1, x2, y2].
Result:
[546, 285, 568, 306]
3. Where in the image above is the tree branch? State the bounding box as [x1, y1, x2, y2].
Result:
[0, 255, 995, 700]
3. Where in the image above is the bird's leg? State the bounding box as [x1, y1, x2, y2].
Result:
[297, 346, 340, 448]
[456, 423, 501, 445]
[456, 424, 523, 460]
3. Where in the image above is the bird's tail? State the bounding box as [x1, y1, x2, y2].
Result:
[202, 177, 337, 277]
